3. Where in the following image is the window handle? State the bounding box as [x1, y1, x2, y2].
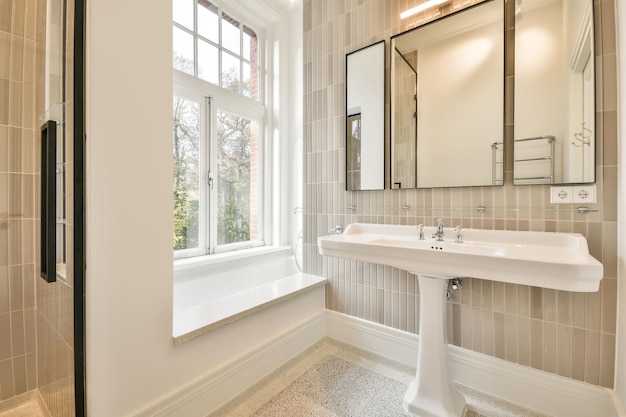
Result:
[208, 171, 214, 190]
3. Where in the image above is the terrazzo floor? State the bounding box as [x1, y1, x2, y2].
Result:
[0, 392, 50, 417]
[213, 339, 553, 417]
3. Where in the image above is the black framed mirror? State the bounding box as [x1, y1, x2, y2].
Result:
[513, 0, 595, 185]
[390, 0, 505, 189]
[346, 40, 385, 191]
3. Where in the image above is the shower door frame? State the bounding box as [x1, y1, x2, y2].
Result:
[73, 0, 86, 414]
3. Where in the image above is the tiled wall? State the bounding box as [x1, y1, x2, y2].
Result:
[0, 0, 42, 402]
[36, 0, 76, 413]
[0, 0, 75, 414]
[303, 0, 618, 388]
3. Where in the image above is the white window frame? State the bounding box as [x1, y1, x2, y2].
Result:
[174, 74, 268, 260]
[173, 0, 262, 102]
[172, 89, 207, 260]
[173, 1, 270, 260]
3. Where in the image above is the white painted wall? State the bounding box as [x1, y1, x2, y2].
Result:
[286, 4, 304, 252]
[615, 1, 626, 408]
[85, 1, 318, 416]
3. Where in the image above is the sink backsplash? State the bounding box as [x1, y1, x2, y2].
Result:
[303, 0, 618, 388]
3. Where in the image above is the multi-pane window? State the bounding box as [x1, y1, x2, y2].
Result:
[173, 0, 260, 100]
[173, 1, 264, 258]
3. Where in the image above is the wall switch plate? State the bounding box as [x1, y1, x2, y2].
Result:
[550, 186, 573, 203]
[572, 184, 596, 203]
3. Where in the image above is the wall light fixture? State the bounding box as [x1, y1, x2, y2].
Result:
[400, 0, 450, 19]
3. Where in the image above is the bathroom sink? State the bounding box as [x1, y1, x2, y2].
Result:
[318, 223, 603, 292]
[318, 222, 603, 416]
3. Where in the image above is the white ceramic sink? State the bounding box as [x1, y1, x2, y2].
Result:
[318, 222, 603, 417]
[318, 223, 603, 292]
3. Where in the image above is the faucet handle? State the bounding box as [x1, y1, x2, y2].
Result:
[454, 226, 463, 243]
[417, 224, 424, 240]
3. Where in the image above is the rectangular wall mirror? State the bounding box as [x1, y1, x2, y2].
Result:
[346, 40, 385, 191]
[514, 0, 595, 185]
[390, 0, 504, 189]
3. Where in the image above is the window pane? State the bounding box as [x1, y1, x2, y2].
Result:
[173, 97, 201, 251]
[198, 39, 218, 85]
[221, 52, 240, 93]
[216, 111, 259, 245]
[173, 26, 194, 75]
[221, 12, 240, 55]
[242, 62, 260, 100]
[198, 0, 218, 43]
[173, 0, 194, 30]
[242, 26, 257, 63]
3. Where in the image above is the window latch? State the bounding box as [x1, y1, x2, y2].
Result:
[208, 171, 214, 190]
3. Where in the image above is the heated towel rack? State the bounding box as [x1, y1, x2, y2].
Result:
[514, 135, 555, 184]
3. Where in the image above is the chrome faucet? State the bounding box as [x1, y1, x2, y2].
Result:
[454, 226, 463, 243]
[432, 218, 444, 241]
[417, 224, 424, 240]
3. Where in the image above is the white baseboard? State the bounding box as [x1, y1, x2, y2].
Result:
[132, 312, 326, 417]
[326, 310, 625, 417]
[131, 309, 625, 417]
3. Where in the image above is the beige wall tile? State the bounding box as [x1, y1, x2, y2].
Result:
[0, 0, 12, 33]
[543, 322, 557, 373]
[12, 355, 26, 395]
[557, 291, 571, 325]
[0, 313, 11, 360]
[571, 327, 585, 382]
[0, 127, 7, 172]
[493, 312, 505, 360]
[601, 278, 617, 334]
[0, 31, 10, 80]
[517, 316, 530, 366]
[571, 292, 587, 328]
[585, 330, 601, 385]
[0, 267, 8, 314]
[505, 283, 517, 315]
[599, 332, 616, 388]
[529, 319, 543, 370]
[0, 218, 7, 268]
[8, 80, 22, 126]
[556, 324, 571, 378]
[0, 358, 14, 400]
[25, 352, 35, 391]
[11, 0, 25, 37]
[517, 285, 530, 318]
[23, 0, 37, 41]
[9, 34, 23, 82]
[543, 288, 557, 323]
[602, 110, 618, 166]
[0, 79, 9, 125]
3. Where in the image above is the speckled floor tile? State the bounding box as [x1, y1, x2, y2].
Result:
[0, 392, 50, 417]
[253, 355, 408, 417]
[212, 338, 553, 417]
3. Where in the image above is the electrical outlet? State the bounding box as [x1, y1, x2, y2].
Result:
[572, 185, 596, 203]
[550, 186, 572, 203]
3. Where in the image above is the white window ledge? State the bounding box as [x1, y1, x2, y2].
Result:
[172, 273, 325, 344]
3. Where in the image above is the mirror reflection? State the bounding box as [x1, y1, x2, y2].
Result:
[391, 0, 504, 189]
[514, 0, 595, 184]
[346, 40, 385, 191]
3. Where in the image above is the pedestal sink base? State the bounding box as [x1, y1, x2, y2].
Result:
[402, 275, 466, 417]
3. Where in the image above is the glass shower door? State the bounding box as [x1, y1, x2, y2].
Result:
[0, 0, 84, 415]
